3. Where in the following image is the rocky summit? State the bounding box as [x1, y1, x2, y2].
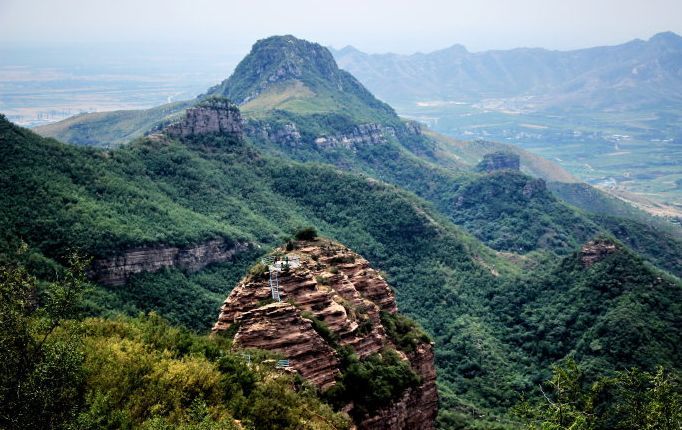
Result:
[164, 97, 242, 138]
[213, 238, 437, 430]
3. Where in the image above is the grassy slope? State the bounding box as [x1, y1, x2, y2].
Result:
[34, 101, 190, 147]
[425, 130, 580, 183]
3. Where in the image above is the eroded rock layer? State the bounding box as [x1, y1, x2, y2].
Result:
[476, 151, 521, 173]
[165, 98, 243, 138]
[233, 302, 340, 388]
[91, 240, 250, 286]
[213, 239, 437, 430]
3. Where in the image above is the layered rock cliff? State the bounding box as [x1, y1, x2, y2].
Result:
[165, 97, 243, 138]
[91, 240, 250, 286]
[244, 119, 422, 151]
[213, 238, 437, 429]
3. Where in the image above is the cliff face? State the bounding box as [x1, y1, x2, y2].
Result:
[244, 121, 304, 147]
[233, 302, 341, 387]
[213, 239, 437, 429]
[165, 98, 243, 138]
[91, 240, 250, 286]
[245, 120, 422, 151]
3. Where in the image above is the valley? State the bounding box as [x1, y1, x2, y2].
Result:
[332, 33, 682, 213]
[391, 101, 682, 212]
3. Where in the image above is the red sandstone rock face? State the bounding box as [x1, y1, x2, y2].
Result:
[213, 239, 437, 430]
[580, 238, 618, 267]
[91, 240, 250, 286]
[233, 302, 340, 388]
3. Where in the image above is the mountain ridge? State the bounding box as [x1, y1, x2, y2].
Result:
[331, 31, 682, 109]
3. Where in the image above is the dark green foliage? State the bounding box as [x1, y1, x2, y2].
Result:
[381, 311, 431, 353]
[3, 112, 682, 427]
[0, 250, 89, 429]
[294, 226, 318, 241]
[449, 172, 598, 253]
[493, 242, 682, 377]
[590, 214, 682, 278]
[245, 110, 606, 256]
[515, 359, 682, 430]
[325, 349, 420, 419]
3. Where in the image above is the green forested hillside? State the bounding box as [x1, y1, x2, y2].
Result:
[2, 113, 681, 428]
[0, 256, 351, 429]
[4, 34, 682, 429]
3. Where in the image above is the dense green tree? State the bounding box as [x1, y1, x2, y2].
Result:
[515, 359, 682, 430]
[0, 247, 89, 429]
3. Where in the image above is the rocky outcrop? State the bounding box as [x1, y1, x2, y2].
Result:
[580, 238, 618, 267]
[214, 241, 396, 360]
[213, 239, 437, 429]
[244, 121, 303, 146]
[165, 98, 242, 138]
[245, 120, 423, 152]
[477, 151, 521, 173]
[313, 123, 388, 149]
[91, 240, 250, 286]
[402, 120, 423, 136]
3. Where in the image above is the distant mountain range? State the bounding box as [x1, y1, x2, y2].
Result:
[332, 32, 682, 112]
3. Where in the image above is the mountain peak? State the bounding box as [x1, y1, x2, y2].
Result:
[206, 34, 343, 104]
[334, 45, 363, 56]
[649, 31, 682, 42]
[648, 31, 682, 48]
[205, 35, 397, 123]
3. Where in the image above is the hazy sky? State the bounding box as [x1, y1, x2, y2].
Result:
[1, 0, 681, 54]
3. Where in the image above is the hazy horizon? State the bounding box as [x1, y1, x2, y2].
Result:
[2, 0, 682, 55]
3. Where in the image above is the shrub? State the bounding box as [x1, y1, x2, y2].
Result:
[380, 311, 431, 353]
[295, 227, 318, 241]
[301, 311, 339, 347]
[324, 348, 420, 419]
[248, 262, 268, 279]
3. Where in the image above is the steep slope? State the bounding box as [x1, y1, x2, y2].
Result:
[203, 35, 606, 255]
[427, 131, 579, 183]
[6, 34, 682, 428]
[205, 35, 397, 124]
[1, 110, 506, 425]
[213, 238, 437, 429]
